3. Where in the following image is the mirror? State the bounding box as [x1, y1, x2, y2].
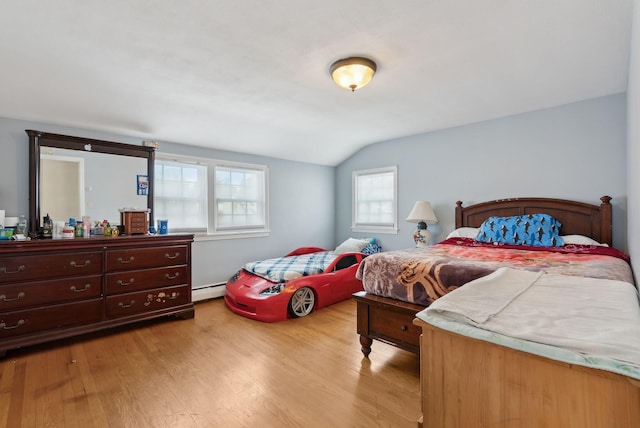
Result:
[28, 130, 155, 237]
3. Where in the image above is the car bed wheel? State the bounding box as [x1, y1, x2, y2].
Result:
[288, 287, 315, 318]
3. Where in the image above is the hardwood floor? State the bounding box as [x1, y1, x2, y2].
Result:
[0, 298, 420, 428]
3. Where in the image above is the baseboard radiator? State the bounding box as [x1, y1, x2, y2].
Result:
[192, 282, 226, 302]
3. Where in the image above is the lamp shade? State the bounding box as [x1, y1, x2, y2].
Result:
[406, 201, 438, 226]
[330, 57, 377, 92]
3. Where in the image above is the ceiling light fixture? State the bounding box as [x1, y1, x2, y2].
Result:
[330, 57, 377, 92]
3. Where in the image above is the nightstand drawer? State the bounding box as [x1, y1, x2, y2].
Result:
[369, 305, 421, 347]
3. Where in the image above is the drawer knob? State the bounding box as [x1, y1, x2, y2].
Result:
[0, 319, 25, 330]
[118, 300, 136, 308]
[70, 284, 91, 293]
[165, 252, 180, 260]
[117, 278, 135, 286]
[0, 265, 25, 274]
[165, 272, 180, 280]
[0, 291, 26, 302]
[117, 256, 135, 264]
[401, 325, 408, 331]
[70, 260, 91, 268]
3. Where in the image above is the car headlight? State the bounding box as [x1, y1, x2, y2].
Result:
[260, 284, 285, 295]
[228, 270, 241, 284]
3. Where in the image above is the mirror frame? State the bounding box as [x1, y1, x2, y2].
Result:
[27, 130, 156, 238]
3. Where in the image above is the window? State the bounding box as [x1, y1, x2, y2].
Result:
[155, 159, 208, 232]
[352, 166, 398, 233]
[155, 155, 269, 237]
[214, 165, 266, 231]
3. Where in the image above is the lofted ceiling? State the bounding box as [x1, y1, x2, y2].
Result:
[0, 1, 632, 166]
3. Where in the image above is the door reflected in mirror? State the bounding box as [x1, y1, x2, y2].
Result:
[40, 147, 148, 226]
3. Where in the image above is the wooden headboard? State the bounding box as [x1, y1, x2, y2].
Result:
[455, 196, 612, 247]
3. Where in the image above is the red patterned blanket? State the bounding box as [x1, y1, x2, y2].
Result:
[356, 238, 633, 306]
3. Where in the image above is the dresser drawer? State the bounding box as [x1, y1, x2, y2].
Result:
[0, 299, 103, 339]
[0, 252, 102, 283]
[0, 275, 102, 311]
[105, 284, 191, 318]
[105, 265, 188, 295]
[369, 305, 421, 347]
[106, 246, 188, 271]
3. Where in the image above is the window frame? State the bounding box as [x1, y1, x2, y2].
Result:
[154, 156, 209, 234]
[155, 153, 269, 240]
[351, 165, 398, 234]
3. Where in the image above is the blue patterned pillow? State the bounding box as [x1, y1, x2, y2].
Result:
[475, 214, 564, 247]
[362, 238, 383, 254]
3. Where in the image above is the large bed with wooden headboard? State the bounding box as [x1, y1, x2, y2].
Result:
[354, 195, 640, 427]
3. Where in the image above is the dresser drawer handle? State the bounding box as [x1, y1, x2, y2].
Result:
[165, 272, 180, 280]
[0, 265, 25, 274]
[116, 278, 135, 286]
[118, 300, 136, 308]
[0, 319, 25, 330]
[165, 252, 180, 260]
[117, 256, 135, 264]
[70, 260, 91, 268]
[0, 291, 26, 302]
[70, 284, 91, 293]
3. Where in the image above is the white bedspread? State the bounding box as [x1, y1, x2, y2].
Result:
[425, 267, 640, 367]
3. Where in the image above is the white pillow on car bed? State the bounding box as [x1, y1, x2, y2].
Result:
[334, 237, 370, 254]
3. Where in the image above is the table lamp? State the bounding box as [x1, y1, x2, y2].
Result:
[406, 201, 438, 247]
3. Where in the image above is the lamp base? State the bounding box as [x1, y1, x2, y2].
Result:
[413, 228, 432, 247]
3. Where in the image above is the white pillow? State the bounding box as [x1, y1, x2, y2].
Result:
[561, 235, 607, 247]
[446, 227, 480, 240]
[334, 237, 369, 254]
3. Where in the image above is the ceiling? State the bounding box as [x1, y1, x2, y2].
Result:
[0, 1, 632, 166]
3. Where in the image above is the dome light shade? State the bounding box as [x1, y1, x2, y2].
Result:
[330, 57, 377, 92]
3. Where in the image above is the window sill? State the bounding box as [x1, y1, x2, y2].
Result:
[351, 226, 398, 235]
[193, 230, 271, 242]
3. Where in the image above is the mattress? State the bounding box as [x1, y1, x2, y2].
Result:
[417, 267, 640, 380]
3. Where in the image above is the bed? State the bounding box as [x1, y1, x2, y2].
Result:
[355, 195, 624, 356]
[354, 195, 640, 427]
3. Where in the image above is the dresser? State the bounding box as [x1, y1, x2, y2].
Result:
[0, 234, 194, 356]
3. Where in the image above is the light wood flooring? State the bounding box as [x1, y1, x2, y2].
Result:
[0, 298, 420, 428]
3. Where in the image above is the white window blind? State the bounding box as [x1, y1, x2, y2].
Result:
[352, 166, 397, 233]
[154, 159, 208, 231]
[214, 165, 266, 231]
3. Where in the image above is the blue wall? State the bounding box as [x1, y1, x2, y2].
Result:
[0, 91, 630, 290]
[0, 117, 335, 289]
[336, 94, 628, 252]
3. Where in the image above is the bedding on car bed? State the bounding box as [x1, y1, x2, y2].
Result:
[243, 251, 338, 283]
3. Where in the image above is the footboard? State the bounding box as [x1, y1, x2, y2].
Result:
[414, 318, 640, 427]
[353, 291, 424, 357]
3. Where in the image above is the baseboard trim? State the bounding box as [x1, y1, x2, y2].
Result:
[193, 283, 226, 302]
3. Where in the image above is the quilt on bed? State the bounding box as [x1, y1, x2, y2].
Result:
[355, 237, 633, 306]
